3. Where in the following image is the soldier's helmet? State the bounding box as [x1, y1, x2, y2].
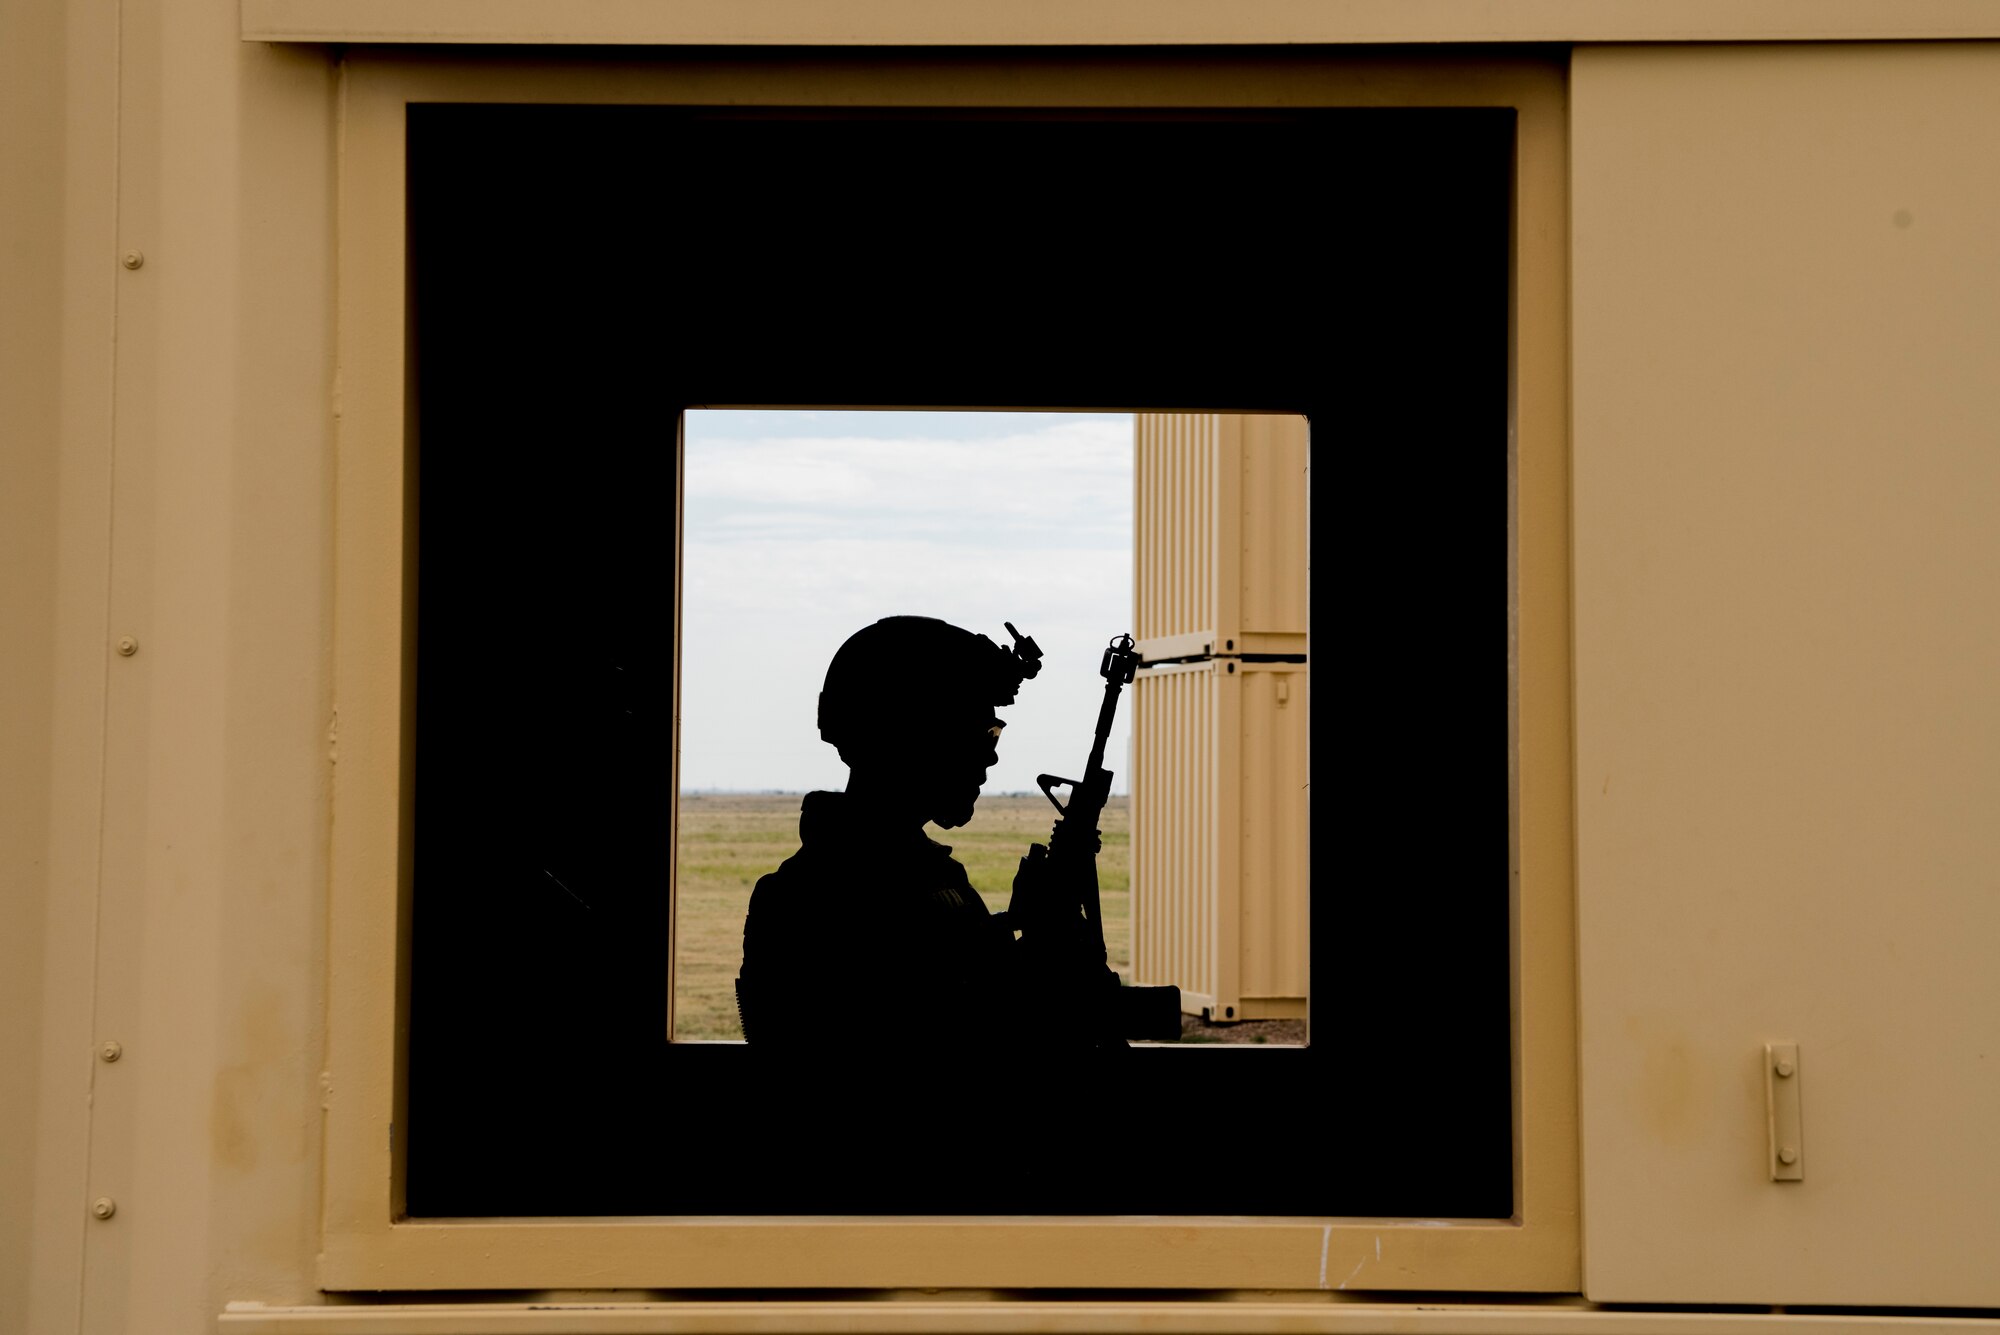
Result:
[817, 616, 1041, 766]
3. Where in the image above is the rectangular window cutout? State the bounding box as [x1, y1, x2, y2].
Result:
[674, 409, 1309, 1052]
[403, 104, 1508, 1220]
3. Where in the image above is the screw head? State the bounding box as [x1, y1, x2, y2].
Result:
[91, 1197, 116, 1220]
[115, 636, 138, 657]
[1776, 1059, 1795, 1078]
[1778, 1147, 1799, 1166]
[121, 250, 144, 270]
[99, 1040, 122, 1063]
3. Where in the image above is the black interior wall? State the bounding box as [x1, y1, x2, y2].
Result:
[406, 104, 1513, 1217]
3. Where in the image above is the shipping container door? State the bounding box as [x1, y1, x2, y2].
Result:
[1131, 414, 1310, 1022]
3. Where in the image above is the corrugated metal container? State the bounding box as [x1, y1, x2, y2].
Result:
[1130, 659, 1309, 1020]
[1131, 412, 1310, 1022]
[1134, 412, 1308, 660]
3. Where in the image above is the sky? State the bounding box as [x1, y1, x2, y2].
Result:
[678, 410, 1135, 795]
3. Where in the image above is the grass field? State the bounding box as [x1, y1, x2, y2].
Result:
[672, 792, 1129, 1040]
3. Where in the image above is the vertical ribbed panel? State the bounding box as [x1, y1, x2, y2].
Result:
[1132, 661, 1310, 1019]
[1237, 664, 1311, 1005]
[1238, 415, 1311, 637]
[1134, 414, 1217, 643]
[1130, 662, 1217, 1007]
[1136, 412, 1307, 651]
[1131, 414, 1310, 1023]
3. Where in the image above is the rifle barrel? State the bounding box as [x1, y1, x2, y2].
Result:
[1084, 677, 1123, 779]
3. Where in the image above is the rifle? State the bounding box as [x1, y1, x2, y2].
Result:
[1010, 629, 1181, 1044]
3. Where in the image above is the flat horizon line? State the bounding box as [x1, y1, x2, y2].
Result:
[679, 788, 1128, 798]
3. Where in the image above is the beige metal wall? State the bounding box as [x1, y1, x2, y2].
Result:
[4, 0, 339, 1328]
[237, 0, 2000, 45]
[0, 0, 67, 1326]
[1131, 662, 1220, 1008]
[1134, 413, 1309, 663]
[1572, 42, 2000, 1307]
[1131, 412, 1310, 1020]
[1237, 662, 1311, 1009]
[1136, 659, 1320, 1023]
[1131, 660, 1310, 1020]
[1134, 413, 1219, 648]
[1236, 415, 1312, 642]
[3, 7, 1998, 1329]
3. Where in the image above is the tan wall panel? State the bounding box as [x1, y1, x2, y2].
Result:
[1237, 663, 1309, 1007]
[22, 0, 123, 1327]
[1236, 416, 1311, 640]
[87, 18, 339, 1334]
[241, 0, 2000, 46]
[1573, 42, 2000, 1306]
[1135, 413, 1218, 646]
[1131, 660, 1308, 1020]
[0, 0, 67, 1324]
[1132, 662, 1219, 1007]
[1135, 413, 1308, 660]
[0, 31, 1584, 1319]
[1133, 413, 1308, 1018]
[13, 0, 339, 1331]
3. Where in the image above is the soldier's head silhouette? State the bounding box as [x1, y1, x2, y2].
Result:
[816, 616, 1041, 829]
[738, 614, 1174, 1057]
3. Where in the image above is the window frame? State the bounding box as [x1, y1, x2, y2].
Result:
[325, 46, 1574, 1293]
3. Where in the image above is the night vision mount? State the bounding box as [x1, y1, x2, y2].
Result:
[998, 621, 1044, 699]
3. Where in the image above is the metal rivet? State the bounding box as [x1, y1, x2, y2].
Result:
[1778, 1147, 1799, 1166]
[121, 250, 144, 270]
[92, 1197, 116, 1220]
[1776, 1059, 1795, 1078]
[115, 636, 138, 657]
[99, 1041, 122, 1063]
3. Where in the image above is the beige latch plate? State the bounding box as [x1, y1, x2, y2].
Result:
[1765, 1041, 1804, 1181]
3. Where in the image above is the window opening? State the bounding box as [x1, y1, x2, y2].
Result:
[674, 409, 1145, 1039]
[673, 409, 1310, 1051]
[402, 102, 1508, 1219]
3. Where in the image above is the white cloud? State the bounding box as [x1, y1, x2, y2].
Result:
[684, 418, 1132, 545]
[683, 538, 1125, 619]
[678, 411, 1137, 795]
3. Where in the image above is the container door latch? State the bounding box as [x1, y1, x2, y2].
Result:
[1765, 1041, 1804, 1182]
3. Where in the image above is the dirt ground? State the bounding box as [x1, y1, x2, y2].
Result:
[1177, 1015, 1309, 1046]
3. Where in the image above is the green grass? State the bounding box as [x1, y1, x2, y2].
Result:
[672, 792, 1130, 1040]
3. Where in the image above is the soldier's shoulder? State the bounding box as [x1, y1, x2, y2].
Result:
[746, 849, 804, 907]
[746, 845, 844, 927]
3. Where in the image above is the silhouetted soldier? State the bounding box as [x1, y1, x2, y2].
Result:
[735, 616, 1097, 1052]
